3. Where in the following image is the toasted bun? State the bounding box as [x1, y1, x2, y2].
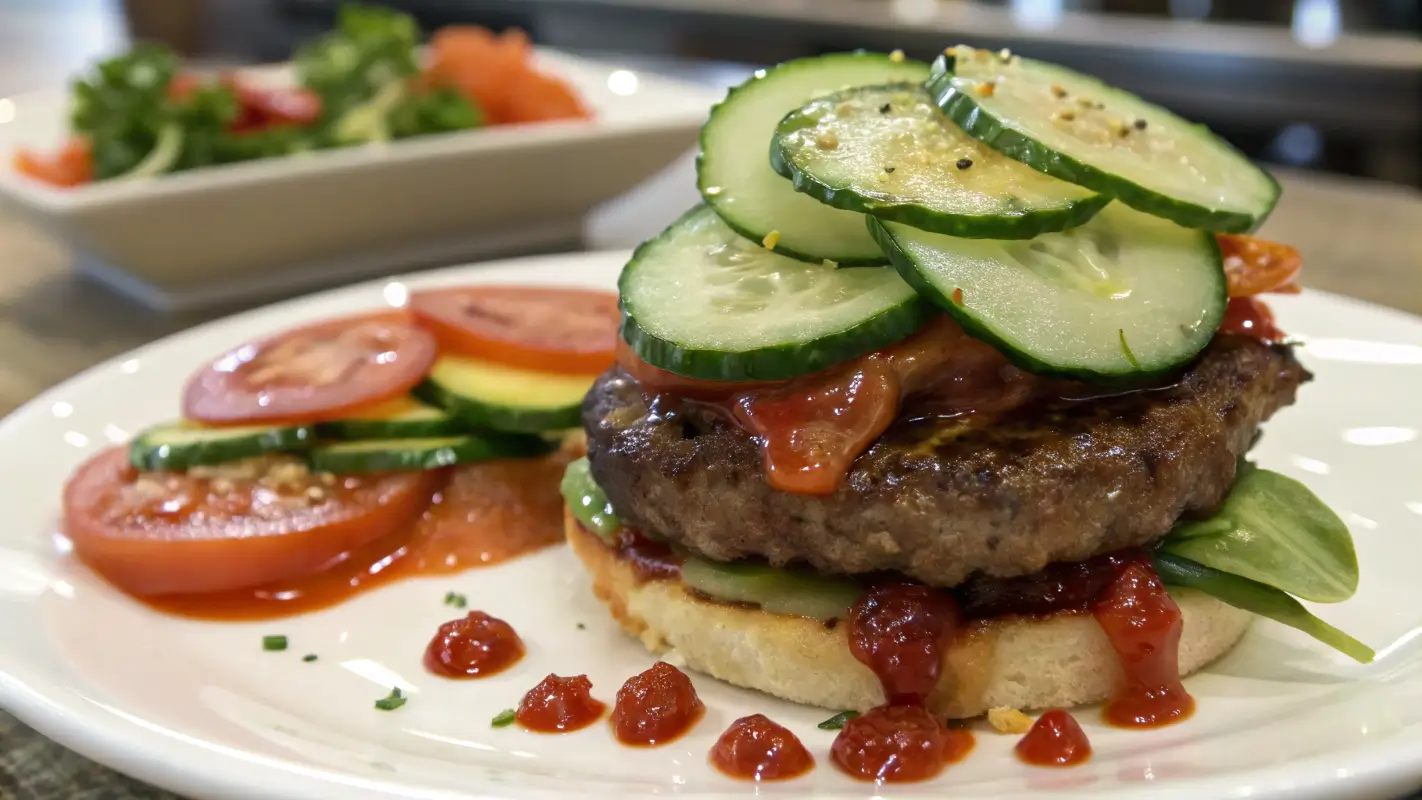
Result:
[567, 512, 1252, 718]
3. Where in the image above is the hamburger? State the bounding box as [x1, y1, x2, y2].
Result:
[560, 46, 1371, 727]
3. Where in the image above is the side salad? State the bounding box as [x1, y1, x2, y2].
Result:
[13, 4, 591, 188]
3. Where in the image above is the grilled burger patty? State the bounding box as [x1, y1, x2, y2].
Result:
[584, 336, 1310, 588]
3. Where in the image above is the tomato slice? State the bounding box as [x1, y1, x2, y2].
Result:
[13, 138, 93, 188]
[410, 286, 620, 374]
[226, 76, 323, 131]
[184, 311, 437, 425]
[62, 448, 439, 595]
[1217, 234, 1302, 298]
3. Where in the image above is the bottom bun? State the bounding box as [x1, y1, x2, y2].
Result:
[566, 512, 1252, 718]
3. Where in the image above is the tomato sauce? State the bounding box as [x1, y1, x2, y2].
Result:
[1091, 558, 1193, 728]
[831, 705, 974, 783]
[621, 316, 1039, 496]
[832, 583, 973, 782]
[709, 714, 815, 781]
[142, 449, 573, 620]
[1016, 709, 1092, 767]
[616, 528, 682, 581]
[424, 610, 525, 678]
[515, 674, 606, 732]
[610, 662, 705, 746]
[1218, 297, 1287, 343]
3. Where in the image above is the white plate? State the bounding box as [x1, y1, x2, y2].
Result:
[0, 53, 716, 309]
[2, 251, 1422, 800]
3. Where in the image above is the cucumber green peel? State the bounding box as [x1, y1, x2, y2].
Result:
[561, 457, 620, 542]
[927, 46, 1280, 233]
[771, 84, 1109, 239]
[620, 205, 935, 382]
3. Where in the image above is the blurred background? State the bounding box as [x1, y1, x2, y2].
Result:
[7, 0, 1414, 185]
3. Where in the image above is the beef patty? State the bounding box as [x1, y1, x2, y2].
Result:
[584, 336, 1309, 588]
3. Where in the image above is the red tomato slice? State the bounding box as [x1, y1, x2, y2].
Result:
[410, 286, 620, 374]
[184, 312, 437, 425]
[225, 76, 322, 131]
[62, 448, 440, 595]
[13, 138, 93, 188]
[1217, 234, 1303, 298]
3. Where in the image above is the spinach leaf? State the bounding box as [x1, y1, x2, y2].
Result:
[1153, 551, 1374, 664]
[1162, 464, 1358, 603]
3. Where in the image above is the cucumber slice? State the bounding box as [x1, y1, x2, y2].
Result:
[308, 434, 553, 474]
[869, 202, 1226, 380]
[314, 396, 463, 440]
[621, 205, 935, 381]
[928, 47, 1279, 233]
[771, 84, 1108, 238]
[413, 355, 594, 433]
[561, 457, 620, 543]
[130, 421, 314, 471]
[681, 556, 862, 621]
[698, 52, 931, 265]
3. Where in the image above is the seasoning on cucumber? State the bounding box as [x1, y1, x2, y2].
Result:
[869, 202, 1226, 381]
[697, 52, 931, 265]
[771, 84, 1108, 238]
[928, 45, 1279, 233]
[130, 421, 314, 471]
[619, 204, 934, 382]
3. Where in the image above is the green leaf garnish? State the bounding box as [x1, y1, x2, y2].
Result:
[561, 457, 621, 542]
[302, 654, 319, 663]
[1153, 551, 1374, 663]
[817, 710, 859, 730]
[262, 635, 288, 652]
[444, 591, 467, 609]
[1163, 464, 1359, 603]
[374, 687, 407, 711]
[491, 708, 517, 728]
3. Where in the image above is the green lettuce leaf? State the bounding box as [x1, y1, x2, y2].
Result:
[1162, 463, 1358, 603]
[1153, 551, 1374, 663]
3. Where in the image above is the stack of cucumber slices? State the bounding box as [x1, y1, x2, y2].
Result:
[627, 46, 1281, 383]
[129, 355, 590, 475]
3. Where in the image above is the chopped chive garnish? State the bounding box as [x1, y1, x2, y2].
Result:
[443, 591, 467, 608]
[374, 687, 407, 711]
[262, 635, 288, 652]
[302, 653, 319, 663]
[491, 708, 517, 728]
[817, 710, 859, 730]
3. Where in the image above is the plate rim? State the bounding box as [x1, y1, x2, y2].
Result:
[3, 250, 1422, 800]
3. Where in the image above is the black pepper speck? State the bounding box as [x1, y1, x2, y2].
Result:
[956, 158, 973, 170]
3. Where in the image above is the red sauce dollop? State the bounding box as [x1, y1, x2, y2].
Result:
[423, 610, 525, 678]
[617, 528, 681, 581]
[831, 705, 974, 782]
[709, 714, 815, 781]
[832, 583, 972, 782]
[1218, 297, 1287, 343]
[515, 674, 606, 733]
[610, 662, 705, 746]
[847, 583, 960, 704]
[1092, 558, 1193, 728]
[1016, 709, 1092, 767]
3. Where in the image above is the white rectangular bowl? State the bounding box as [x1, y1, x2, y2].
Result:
[0, 50, 717, 309]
